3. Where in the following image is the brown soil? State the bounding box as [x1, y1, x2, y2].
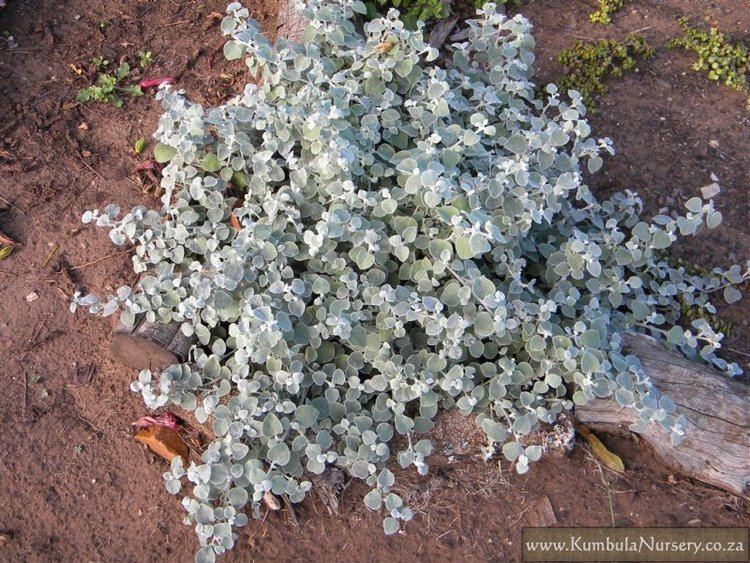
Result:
[0, 1, 747, 562]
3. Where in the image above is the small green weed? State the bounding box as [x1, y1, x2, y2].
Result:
[589, 0, 625, 25]
[77, 62, 143, 108]
[554, 34, 654, 110]
[669, 257, 735, 337]
[668, 18, 749, 103]
[91, 56, 109, 70]
[133, 138, 147, 155]
[138, 50, 153, 69]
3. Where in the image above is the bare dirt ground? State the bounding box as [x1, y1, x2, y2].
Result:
[0, 1, 747, 561]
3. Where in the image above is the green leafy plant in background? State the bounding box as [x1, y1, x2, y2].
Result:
[366, 0, 447, 29]
[77, 62, 143, 108]
[72, 1, 748, 560]
[138, 50, 154, 68]
[366, 0, 524, 29]
[589, 0, 625, 25]
[669, 257, 737, 337]
[92, 55, 110, 70]
[555, 34, 654, 110]
[134, 138, 147, 155]
[668, 18, 749, 103]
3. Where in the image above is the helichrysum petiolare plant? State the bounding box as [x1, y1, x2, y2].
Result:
[72, 1, 749, 561]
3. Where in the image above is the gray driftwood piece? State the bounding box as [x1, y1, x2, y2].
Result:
[576, 333, 750, 498]
[111, 315, 193, 370]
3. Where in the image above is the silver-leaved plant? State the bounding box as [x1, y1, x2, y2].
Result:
[71, 1, 749, 560]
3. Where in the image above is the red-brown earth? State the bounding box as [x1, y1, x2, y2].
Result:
[0, 0, 747, 561]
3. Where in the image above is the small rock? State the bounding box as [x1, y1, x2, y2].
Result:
[78, 122, 89, 132]
[700, 182, 720, 199]
[81, 149, 92, 158]
[0, 531, 12, 548]
[708, 139, 720, 150]
[525, 495, 558, 528]
[25, 291, 38, 302]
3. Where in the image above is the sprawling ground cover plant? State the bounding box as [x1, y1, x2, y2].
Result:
[72, 1, 748, 560]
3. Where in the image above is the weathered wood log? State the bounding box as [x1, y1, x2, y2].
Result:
[110, 316, 193, 370]
[576, 333, 750, 498]
[428, 16, 458, 50]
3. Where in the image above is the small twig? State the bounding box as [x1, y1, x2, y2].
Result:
[23, 373, 28, 418]
[597, 463, 616, 527]
[631, 25, 652, 34]
[160, 19, 191, 28]
[0, 270, 17, 277]
[78, 413, 105, 434]
[41, 244, 59, 269]
[70, 248, 132, 270]
[0, 194, 27, 214]
[724, 347, 750, 359]
[283, 494, 299, 526]
[247, 509, 269, 544]
[77, 157, 105, 182]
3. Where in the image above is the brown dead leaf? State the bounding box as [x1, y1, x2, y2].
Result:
[135, 425, 189, 463]
[229, 212, 241, 231]
[577, 424, 625, 473]
[0, 232, 17, 261]
[375, 41, 395, 54]
[262, 491, 281, 511]
[69, 63, 84, 76]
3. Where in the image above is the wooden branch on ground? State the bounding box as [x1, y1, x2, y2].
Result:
[575, 333, 750, 498]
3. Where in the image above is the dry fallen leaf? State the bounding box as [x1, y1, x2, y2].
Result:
[0, 231, 18, 262]
[229, 212, 241, 231]
[262, 491, 281, 511]
[135, 425, 189, 463]
[133, 412, 181, 431]
[375, 41, 395, 54]
[577, 424, 624, 473]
